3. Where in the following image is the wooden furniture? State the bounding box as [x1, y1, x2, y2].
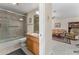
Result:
[26, 33, 39, 55]
[68, 22, 79, 32]
[67, 22, 79, 40]
[65, 32, 75, 40]
[52, 29, 66, 38]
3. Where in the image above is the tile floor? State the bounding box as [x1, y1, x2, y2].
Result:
[50, 40, 79, 55]
[1, 37, 79, 55]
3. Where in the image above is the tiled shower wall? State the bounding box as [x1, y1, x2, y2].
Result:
[0, 10, 25, 43]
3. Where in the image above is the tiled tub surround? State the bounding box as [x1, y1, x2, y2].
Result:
[0, 10, 25, 43]
[0, 38, 33, 55]
[0, 39, 21, 55]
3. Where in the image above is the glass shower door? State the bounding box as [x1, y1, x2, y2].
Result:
[0, 17, 9, 42]
[0, 14, 24, 43]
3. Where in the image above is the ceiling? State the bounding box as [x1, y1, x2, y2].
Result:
[53, 3, 79, 19]
[0, 3, 38, 14]
[0, 3, 79, 19]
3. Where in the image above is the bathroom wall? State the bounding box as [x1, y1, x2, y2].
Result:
[0, 10, 24, 43]
[27, 9, 37, 33]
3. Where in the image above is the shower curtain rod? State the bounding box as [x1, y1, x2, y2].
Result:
[0, 8, 25, 16]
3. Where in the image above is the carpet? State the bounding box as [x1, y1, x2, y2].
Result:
[7, 48, 26, 55]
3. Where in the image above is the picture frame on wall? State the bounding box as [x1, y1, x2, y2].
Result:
[29, 18, 32, 24]
[55, 23, 61, 28]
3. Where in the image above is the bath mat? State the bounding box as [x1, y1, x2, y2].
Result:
[7, 48, 26, 55]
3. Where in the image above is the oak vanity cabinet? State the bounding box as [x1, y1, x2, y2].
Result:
[26, 35, 39, 55]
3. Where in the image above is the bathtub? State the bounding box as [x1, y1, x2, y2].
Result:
[0, 37, 26, 55]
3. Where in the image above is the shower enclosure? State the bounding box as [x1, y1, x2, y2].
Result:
[0, 10, 25, 43]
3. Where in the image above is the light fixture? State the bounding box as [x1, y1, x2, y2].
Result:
[36, 11, 39, 15]
[12, 3, 17, 5]
[19, 18, 24, 21]
[11, 3, 19, 6]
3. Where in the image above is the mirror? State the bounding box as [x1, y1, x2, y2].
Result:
[34, 15, 39, 33]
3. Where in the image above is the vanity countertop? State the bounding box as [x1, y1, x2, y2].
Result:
[26, 33, 39, 38]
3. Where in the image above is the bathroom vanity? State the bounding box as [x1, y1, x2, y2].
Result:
[26, 33, 39, 55]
